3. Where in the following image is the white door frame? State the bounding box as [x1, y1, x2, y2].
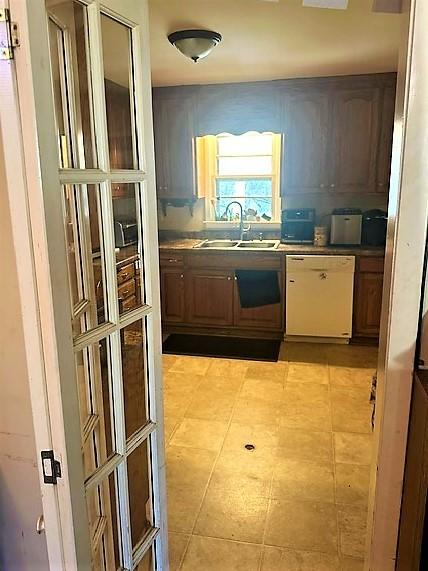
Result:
[1, 0, 78, 566]
[1, 0, 167, 569]
[366, 0, 428, 568]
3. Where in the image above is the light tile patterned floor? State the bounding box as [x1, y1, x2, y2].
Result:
[163, 342, 378, 571]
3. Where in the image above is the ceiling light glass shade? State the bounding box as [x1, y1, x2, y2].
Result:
[168, 30, 222, 63]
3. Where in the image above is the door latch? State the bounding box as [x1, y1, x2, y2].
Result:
[0, 8, 20, 61]
[41, 450, 62, 485]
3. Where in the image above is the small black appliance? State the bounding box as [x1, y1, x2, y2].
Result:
[281, 208, 315, 244]
[362, 209, 388, 246]
[114, 218, 138, 248]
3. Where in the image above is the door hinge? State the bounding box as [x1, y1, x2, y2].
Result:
[41, 450, 62, 485]
[0, 8, 20, 61]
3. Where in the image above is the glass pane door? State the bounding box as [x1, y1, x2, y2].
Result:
[45, 0, 164, 569]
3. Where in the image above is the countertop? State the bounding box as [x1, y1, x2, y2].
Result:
[159, 239, 385, 257]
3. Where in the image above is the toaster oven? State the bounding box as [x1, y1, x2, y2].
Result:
[114, 219, 138, 248]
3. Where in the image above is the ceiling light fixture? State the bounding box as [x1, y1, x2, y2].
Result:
[167, 29, 222, 63]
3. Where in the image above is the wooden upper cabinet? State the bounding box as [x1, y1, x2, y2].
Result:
[152, 90, 196, 200]
[105, 79, 134, 170]
[376, 85, 396, 193]
[331, 88, 381, 193]
[105, 79, 134, 198]
[186, 270, 234, 327]
[282, 92, 329, 194]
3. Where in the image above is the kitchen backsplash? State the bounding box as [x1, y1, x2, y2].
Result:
[157, 193, 388, 233]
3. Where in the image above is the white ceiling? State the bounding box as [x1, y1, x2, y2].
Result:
[149, 0, 402, 87]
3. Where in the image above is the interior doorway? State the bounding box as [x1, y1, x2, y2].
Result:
[2, 0, 428, 570]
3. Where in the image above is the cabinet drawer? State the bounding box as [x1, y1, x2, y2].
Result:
[117, 262, 135, 285]
[358, 257, 384, 273]
[118, 278, 135, 300]
[121, 295, 137, 312]
[160, 253, 184, 267]
[187, 252, 282, 270]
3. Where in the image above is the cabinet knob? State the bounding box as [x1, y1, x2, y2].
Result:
[330, 183, 335, 188]
[378, 182, 384, 187]
[320, 184, 325, 189]
[227, 276, 232, 281]
[180, 274, 184, 279]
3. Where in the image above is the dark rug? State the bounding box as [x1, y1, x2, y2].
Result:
[163, 334, 281, 362]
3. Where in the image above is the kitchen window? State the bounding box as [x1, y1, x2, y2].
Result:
[197, 132, 282, 223]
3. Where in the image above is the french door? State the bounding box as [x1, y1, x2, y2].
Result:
[6, 0, 167, 569]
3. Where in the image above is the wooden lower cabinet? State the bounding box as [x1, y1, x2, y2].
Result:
[160, 268, 185, 323]
[233, 280, 282, 330]
[186, 270, 235, 327]
[353, 257, 384, 338]
[160, 257, 283, 334]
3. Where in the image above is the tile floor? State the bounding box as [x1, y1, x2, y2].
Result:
[163, 342, 378, 571]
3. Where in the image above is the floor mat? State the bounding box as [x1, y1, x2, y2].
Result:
[163, 334, 281, 362]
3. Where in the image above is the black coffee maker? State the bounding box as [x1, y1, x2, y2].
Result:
[362, 210, 388, 246]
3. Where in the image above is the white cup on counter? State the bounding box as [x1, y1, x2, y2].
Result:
[314, 226, 328, 246]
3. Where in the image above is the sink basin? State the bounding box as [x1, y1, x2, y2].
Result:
[237, 240, 280, 249]
[194, 239, 280, 250]
[196, 240, 239, 249]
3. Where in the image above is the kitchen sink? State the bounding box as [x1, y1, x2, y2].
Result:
[196, 240, 240, 249]
[237, 241, 280, 249]
[194, 239, 280, 250]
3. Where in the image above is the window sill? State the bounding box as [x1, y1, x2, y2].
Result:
[203, 220, 281, 231]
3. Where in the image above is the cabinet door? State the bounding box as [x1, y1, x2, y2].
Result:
[152, 91, 195, 199]
[332, 88, 380, 193]
[376, 85, 396, 193]
[354, 271, 383, 337]
[105, 79, 134, 198]
[233, 278, 282, 330]
[282, 92, 329, 194]
[187, 270, 234, 326]
[160, 268, 185, 323]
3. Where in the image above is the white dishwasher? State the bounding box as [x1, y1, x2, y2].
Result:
[286, 255, 355, 342]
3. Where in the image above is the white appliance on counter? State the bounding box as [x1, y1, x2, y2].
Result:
[286, 255, 355, 343]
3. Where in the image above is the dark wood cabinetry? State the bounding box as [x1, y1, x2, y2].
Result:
[187, 270, 235, 326]
[160, 249, 384, 339]
[282, 92, 329, 193]
[105, 79, 134, 198]
[376, 85, 396, 192]
[234, 282, 282, 330]
[153, 73, 396, 201]
[152, 91, 196, 200]
[160, 268, 185, 323]
[353, 257, 384, 338]
[397, 370, 428, 571]
[160, 251, 283, 336]
[331, 88, 380, 193]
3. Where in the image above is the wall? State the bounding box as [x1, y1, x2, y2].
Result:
[285, 193, 389, 225]
[157, 194, 389, 233]
[0, 124, 49, 568]
[157, 199, 205, 232]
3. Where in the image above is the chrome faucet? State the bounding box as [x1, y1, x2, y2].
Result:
[225, 201, 251, 241]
